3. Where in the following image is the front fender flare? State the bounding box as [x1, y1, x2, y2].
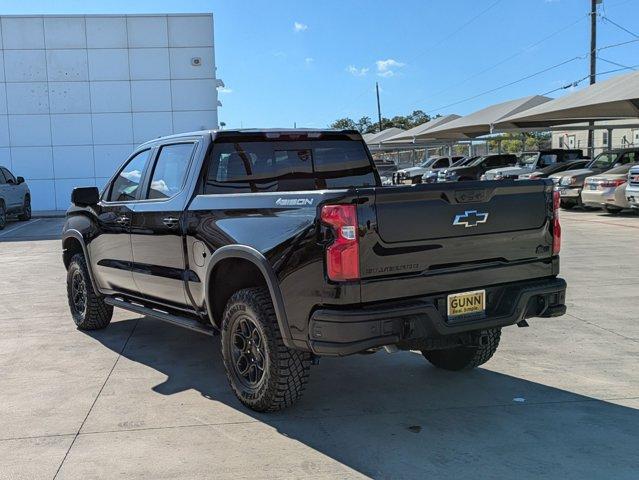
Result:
[204, 245, 295, 349]
[62, 229, 101, 296]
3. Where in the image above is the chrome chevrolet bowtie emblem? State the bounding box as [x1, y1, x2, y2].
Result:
[453, 210, 489, 228]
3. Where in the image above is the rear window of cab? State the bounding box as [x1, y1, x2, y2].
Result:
[204, 140, 377, 193]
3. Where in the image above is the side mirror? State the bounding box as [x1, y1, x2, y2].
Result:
[71, 187, 100, 207]
[16, 176, 25, 184]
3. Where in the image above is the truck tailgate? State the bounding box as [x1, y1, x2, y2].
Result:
[357, 180, 556, 303]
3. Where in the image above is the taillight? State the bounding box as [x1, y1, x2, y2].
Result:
[552, 190, 561, 255]
[321, 204, 360, 281]
[600, 179, 626, 188]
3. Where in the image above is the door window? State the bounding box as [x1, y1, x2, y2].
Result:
[432, 158, 449, 168]
[1, 168, 16, 184]
[146, 143, 195, 200]
[108, 149, 152, 202]
[0, 169, 6, 184]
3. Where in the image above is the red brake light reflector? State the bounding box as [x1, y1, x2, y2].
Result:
[321, 204, 360, 281]
[552, 190, 561, 255]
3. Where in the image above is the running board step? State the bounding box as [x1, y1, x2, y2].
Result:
[104, 297, 217, 336]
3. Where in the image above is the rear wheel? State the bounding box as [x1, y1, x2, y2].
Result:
[560, 200, 576, 210]
[604, 205, 622, 214]
[0, 202, 5, 230]
[66, 253, 113, 330]
[221, 287, 311, 412]
[422, 328, 501, 371]
[18, 195, 31, 221]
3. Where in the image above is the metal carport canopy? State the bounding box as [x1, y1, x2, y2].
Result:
[381, 114, 461, 144]
[494, 71, 639, 130]
[424, 95, 552, 139]
[365, 127, 405, 145]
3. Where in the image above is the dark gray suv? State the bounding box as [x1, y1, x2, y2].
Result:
[0, 166, 31, 230]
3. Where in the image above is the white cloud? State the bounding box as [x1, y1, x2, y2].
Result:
[305, 57, 314, 66]
[347, 65, 369, 77]
[375, 58, 405, 77]
[294, 21, 308, 32]
[218, 87, 233, 94]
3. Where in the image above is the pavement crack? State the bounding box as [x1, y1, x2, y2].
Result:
[566, 313, 639, 344]
[51, 319, 140, 479]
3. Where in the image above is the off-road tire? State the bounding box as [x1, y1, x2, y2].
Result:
[18, 195, 31, 221]
[66, 253, 113, 330]
[422, 328, 501, 371]
[0, 202, 6, 230]
[221, 287, 311, 412]
[560, 200, 576, 210]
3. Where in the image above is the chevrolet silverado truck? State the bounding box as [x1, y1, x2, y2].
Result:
[62, 129, 567, 412]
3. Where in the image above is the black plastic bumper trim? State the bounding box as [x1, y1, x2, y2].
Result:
[309, 276, 567, 356]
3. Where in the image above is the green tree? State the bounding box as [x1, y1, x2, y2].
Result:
[330, 118, 357, 130]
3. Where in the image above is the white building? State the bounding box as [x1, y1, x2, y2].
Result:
[552, 120, 639, 154]
[0, 13, 222, 211]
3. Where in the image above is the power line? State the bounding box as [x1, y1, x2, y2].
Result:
[328, 0, 503, 122]
[404, 13, 589, 112]
[423, 57, 583, 114]
[601, 15, 639, 39]
[407, 0, 502, 64]
[541, 65, 639, 96]
[420, 36, 639, 115]
[598, 57, 637, 71]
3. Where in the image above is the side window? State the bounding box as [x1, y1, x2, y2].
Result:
[108, 150, 152, 202]
[146, 143, 195, 200]
[0, 169, 6, 184]
[539, 154, 557, 166]
[432, 158, 448, 169]
[484, 157, 501, 168]
[1, 168, 16, 183]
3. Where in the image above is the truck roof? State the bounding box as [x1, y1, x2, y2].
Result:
[138, 128, 361, 148]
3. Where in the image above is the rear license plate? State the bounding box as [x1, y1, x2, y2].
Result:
[447, 289, 486, 318]
[589, 184, 597, 190]
[558, 188, 569, 196]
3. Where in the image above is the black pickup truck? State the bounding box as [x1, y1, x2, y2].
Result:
[62, 129, 566, 412]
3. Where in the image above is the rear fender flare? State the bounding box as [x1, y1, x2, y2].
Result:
[204, 245, 294, 348]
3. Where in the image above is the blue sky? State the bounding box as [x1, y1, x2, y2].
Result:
[3, 0, 639, 128]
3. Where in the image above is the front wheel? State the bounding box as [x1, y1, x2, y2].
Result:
[0, 202, 6, 230]
[221, 287, 311, 412]
[18, 196, 31, 221]
[66, 253, 113, 330]
[422, 328, 501, 371]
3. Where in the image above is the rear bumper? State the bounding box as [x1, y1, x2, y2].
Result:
[556, 186, 581, 199]
[309, 276, 567, 356]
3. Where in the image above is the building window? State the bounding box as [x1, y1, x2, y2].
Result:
[558, 137, 564, 148]
[602, 131, 609, 146]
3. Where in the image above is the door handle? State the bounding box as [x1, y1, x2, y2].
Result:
[115, 215, 130, 226]
[163, 217, 179, 228]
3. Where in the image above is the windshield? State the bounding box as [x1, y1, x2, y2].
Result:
[469, 156, 487, 167]
[452, 156, 475, 167]
[588, 152, 619, 170]
[518, 152, 539, 166]
[418, 158, 437, 168]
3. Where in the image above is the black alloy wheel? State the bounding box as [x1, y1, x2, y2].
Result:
[229, 315, 267, 388]
[70, 270, 87, 318]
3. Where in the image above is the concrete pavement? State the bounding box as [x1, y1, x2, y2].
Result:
[0, 212, 638, 479]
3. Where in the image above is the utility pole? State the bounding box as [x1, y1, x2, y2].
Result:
[376, 82, 383, 133]
[587, 0, 598, 157]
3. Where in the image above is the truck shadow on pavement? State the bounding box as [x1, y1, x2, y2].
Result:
[88, 317, 639, 479]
